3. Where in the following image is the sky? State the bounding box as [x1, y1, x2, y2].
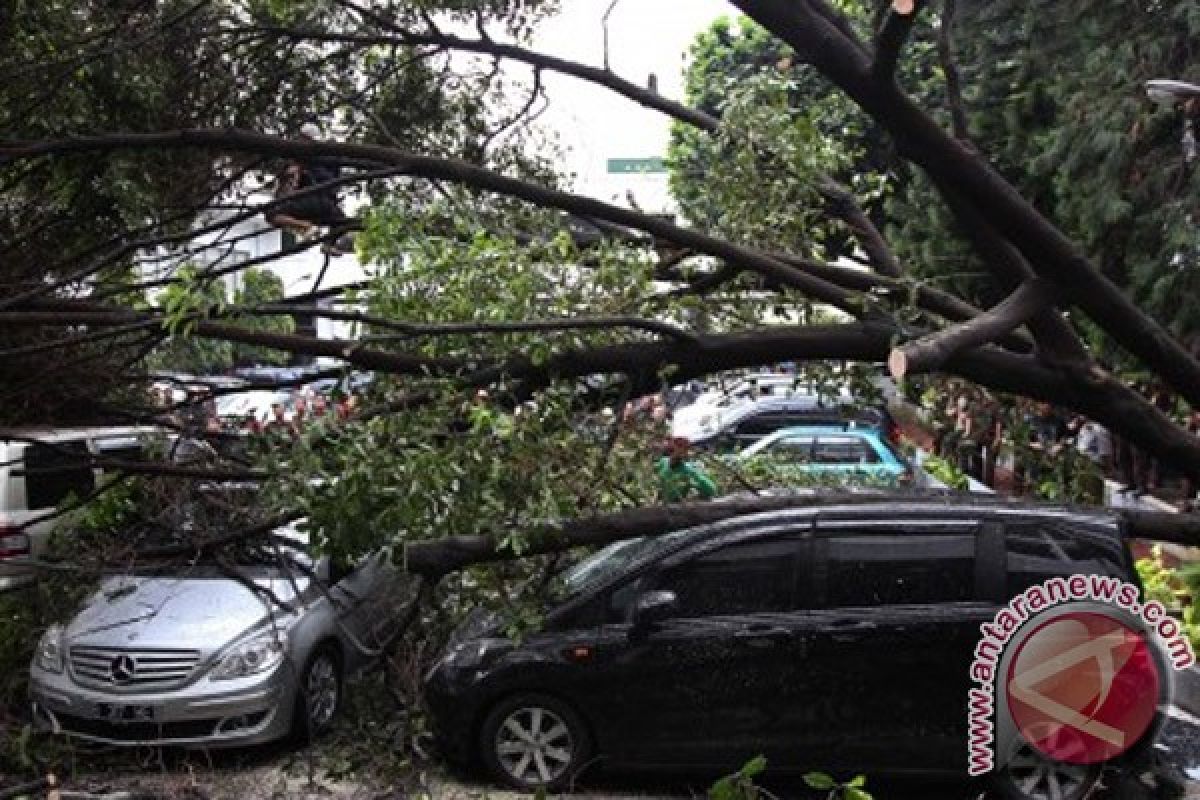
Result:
[528, 0, 732, 207]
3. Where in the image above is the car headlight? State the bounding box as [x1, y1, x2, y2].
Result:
[35, 624, 64, 674]
[439, 639, 508, 671]
[210, 630, 287, 681]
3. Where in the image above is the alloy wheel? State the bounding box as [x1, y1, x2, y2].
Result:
[1004, 742, 1098, 800]
[305, 653, 339, 732]
[492, 705, 575, 787]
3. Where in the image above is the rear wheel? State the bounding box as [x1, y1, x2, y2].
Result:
[992, 741, 1102, 800]
[478, 693, 591, 791]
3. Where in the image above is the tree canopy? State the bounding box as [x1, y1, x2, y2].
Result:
[5, 0, 1200, 566]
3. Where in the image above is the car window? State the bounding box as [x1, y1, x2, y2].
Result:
[94, 438, 146, 466]
[654, 537, 799, 617]
[23, 441, 95, 510]
[823, 533, 976, 606]
[733, 413, 781, 437]
[813, 436, 881, 465]
[557, 529, 696, 600]
[765, 436, 815, 461]
[1006, 523, 1124, 596]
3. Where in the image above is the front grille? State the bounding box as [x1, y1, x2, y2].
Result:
[69, 646, 201, 690]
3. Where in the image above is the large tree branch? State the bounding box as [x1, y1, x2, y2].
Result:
[937, 186, 1091, 364]
[399, 495, 1200, 577]
[246, 306, 698, 342]
[888, 278, 1053, 378]
[816, 179, 903, 277]
[0, 129, 867, 317]
[733, 0, 1200, 410]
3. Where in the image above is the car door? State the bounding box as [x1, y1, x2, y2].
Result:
[589, 529, 815, 768]
[804, 518, 994, 772]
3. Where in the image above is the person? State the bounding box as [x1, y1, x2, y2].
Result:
[1073, 417, 1113, 470]
[656, 436, 718, 502]
[311, 394, 330, 419]
[264, 402, 292, 439]
[291, 394, 308, 433]
[265, 123, 355, 255]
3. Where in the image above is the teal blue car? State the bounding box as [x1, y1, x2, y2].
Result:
[735, 425, 914, 487]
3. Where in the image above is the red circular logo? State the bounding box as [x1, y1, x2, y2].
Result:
[1005, 611, 1161, 764]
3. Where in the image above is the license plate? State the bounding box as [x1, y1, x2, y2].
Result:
[94, 703, 155, 722]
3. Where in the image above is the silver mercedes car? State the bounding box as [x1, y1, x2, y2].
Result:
[29, 529, 417, 747]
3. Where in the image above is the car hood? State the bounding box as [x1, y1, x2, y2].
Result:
[65, 575, 308, 652]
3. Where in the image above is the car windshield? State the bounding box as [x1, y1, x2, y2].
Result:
[557, 529, 696, 597]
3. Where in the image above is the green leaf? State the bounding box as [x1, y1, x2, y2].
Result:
[741, 754, 768, 778]
[803, 772, 836, 790]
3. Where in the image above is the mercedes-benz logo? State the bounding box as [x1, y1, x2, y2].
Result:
[110, 654, 137, 684]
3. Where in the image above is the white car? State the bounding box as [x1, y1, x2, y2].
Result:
[214, 390, 294, 424]
[0, 427, 160, 590]
[671, 374, 810, 437]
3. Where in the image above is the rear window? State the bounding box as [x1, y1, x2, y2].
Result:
[23, 441, 95, 510]
[1006, 523, 1125, 596]
[812, 436, 881, 465]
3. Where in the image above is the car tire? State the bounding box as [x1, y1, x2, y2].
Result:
[990, 740, 1102, 800]
[292, 644, 342, 742]
[478, 692, 592, 792]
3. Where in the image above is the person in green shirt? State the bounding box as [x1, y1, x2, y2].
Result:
[656, 436, 718, 502]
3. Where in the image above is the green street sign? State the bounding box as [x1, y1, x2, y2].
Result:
[606, 157, 667, 174]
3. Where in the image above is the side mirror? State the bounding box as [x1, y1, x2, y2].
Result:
[631, 590, 677, 633]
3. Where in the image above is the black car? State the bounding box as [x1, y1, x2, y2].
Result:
[424, 494, 1163, 799]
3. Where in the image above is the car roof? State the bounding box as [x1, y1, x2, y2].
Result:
[657, 493, 1122, 549]
[0, 425, 159, 444]
[548, 492, 1125, 618]
[759, 425, 883, 438]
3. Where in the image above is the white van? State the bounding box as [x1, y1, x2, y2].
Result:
[0, 427, 158, 591]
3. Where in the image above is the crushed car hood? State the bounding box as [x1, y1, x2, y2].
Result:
[66, 575, 309, 652]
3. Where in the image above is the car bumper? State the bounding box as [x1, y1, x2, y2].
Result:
[423, 665, 488, 765]
[30, 666, 295, 748]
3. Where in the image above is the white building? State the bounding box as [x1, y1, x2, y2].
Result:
[142, 192, 369, 346]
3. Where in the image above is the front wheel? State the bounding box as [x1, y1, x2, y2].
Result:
[478, 693, 592, 791]
[292, 645, 342, 741]
[991, 740, 1102, 800]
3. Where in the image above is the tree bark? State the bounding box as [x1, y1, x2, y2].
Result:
[889, 278, 1052, 377]
[732, 0, 1200, 409]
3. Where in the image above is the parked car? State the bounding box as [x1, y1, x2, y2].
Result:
[214, 389, 296, 425]
[674, 393, 892, 451]
[0, 427, 158, 591]
[736, 426, 914, 486]
[670, 373, 809, 434]
[424, 494, 1158, 799]
[29, 526, 418, 747]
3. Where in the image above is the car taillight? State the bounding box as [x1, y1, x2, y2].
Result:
[0, 528, 30, 560]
